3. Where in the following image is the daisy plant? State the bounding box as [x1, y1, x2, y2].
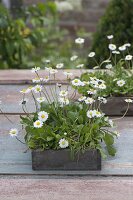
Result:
[5, 64, 123, 159]
[79, 35, 133, 97]
[3, 36, 131, 159]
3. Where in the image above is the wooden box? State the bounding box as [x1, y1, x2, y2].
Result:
[32, 149, 101, 171]
[101, 97, 133, 116]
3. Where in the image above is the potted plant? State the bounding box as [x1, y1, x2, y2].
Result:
[77, 35, 133, 116]
[5, 61, 129, 171]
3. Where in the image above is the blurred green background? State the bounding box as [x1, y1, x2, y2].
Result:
[0, 0, 132, 69]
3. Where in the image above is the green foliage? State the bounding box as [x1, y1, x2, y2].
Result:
[21, 102, 117, 158]
[0, 2, 72, 69]
[89, 0, 133, 67]
[80, 61, 133, 97]
[0, 3, 32, 68]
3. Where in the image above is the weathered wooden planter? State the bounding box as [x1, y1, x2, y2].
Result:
[32, 149, 101, 170]
[101, 97, 133, 116]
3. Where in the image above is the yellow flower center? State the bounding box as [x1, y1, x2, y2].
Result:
[61, 141, 65, 145]
[41, 114, 45, 118]
[36, 122, 40, 125]
[74, 80, 78, 83]
[12, 131, 16, 134]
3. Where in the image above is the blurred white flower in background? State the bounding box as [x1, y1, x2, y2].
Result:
[125, 55, 133, 61]
[55, 0, 82, 12]
[108, 44, 116, 51]
[55, 1, 73, 12]
[88, 52, 95, 57]
[107, 35, 114, 39]
[75, 37, 85, 44]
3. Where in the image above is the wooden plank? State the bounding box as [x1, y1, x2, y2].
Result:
[0, 115, 133, 175]
[0, 179, 133, 200]
[0, 69, 85, 84]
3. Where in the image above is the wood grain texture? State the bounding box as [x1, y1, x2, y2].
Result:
[0, 116, 133, 175]
[0, 179, 133, 200]
[0, 69, 85, 84]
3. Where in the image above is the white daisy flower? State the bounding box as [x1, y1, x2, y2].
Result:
[32, 78, 41, 83]
[87, 110, 95, 118]
[59, 98, 69, 106]
[75, 37, 85, 44]
[125, 99, 133, 103]
[88, 52, 95, 57]
[87, 89, 97, 95]
[125, 55, 133, 61]
[107, 35, 114, 39]
[98, 97, 107, 104]
[20, 88, 31, 94]
[9, 128, 18, 137]
[117, 80, 125, 87]
[33, 85, 42, 93]
[64, 132, 67, 136]
[124, 43, 131, 47]
[43, 76, 49, 82]
[45, 60, 50, 64]
[36, 97, 45, 103]
[59, 90, 68, 97]
[119, 45, 126, 51]
[50, 69, 58, 74]
[31, 66, 40, 73]
[98, 83, 106, 89]
[59, 138, 69, 148]
[56, 63, 64, 69]
[71, 79, 82, 86]
[63, 71, 73, 77]
[78, 96, 86, 102]
[33, 120, 43, 128]
[93, 110, 102, 118]
[85, 97, 95, 105]
[105, 64, 112, 69]
[108, 44, 116, 51]
[76, 64, 84, 68]
[70, 55, 78, 61]
[38, 111, 48, 122]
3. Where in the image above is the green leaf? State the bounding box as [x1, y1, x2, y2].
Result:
[47, 136, 54, 142]
[20, 116, 33, 126]
[107, 145, 116, 156]
[103, 133, 114, 145]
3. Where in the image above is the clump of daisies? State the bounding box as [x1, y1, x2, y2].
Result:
[6, 60, 122, 158]
[6, 36, 131, 158]
[79, 34, 133, 97]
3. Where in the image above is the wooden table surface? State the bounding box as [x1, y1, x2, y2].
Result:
[0, 70, 133, 176]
